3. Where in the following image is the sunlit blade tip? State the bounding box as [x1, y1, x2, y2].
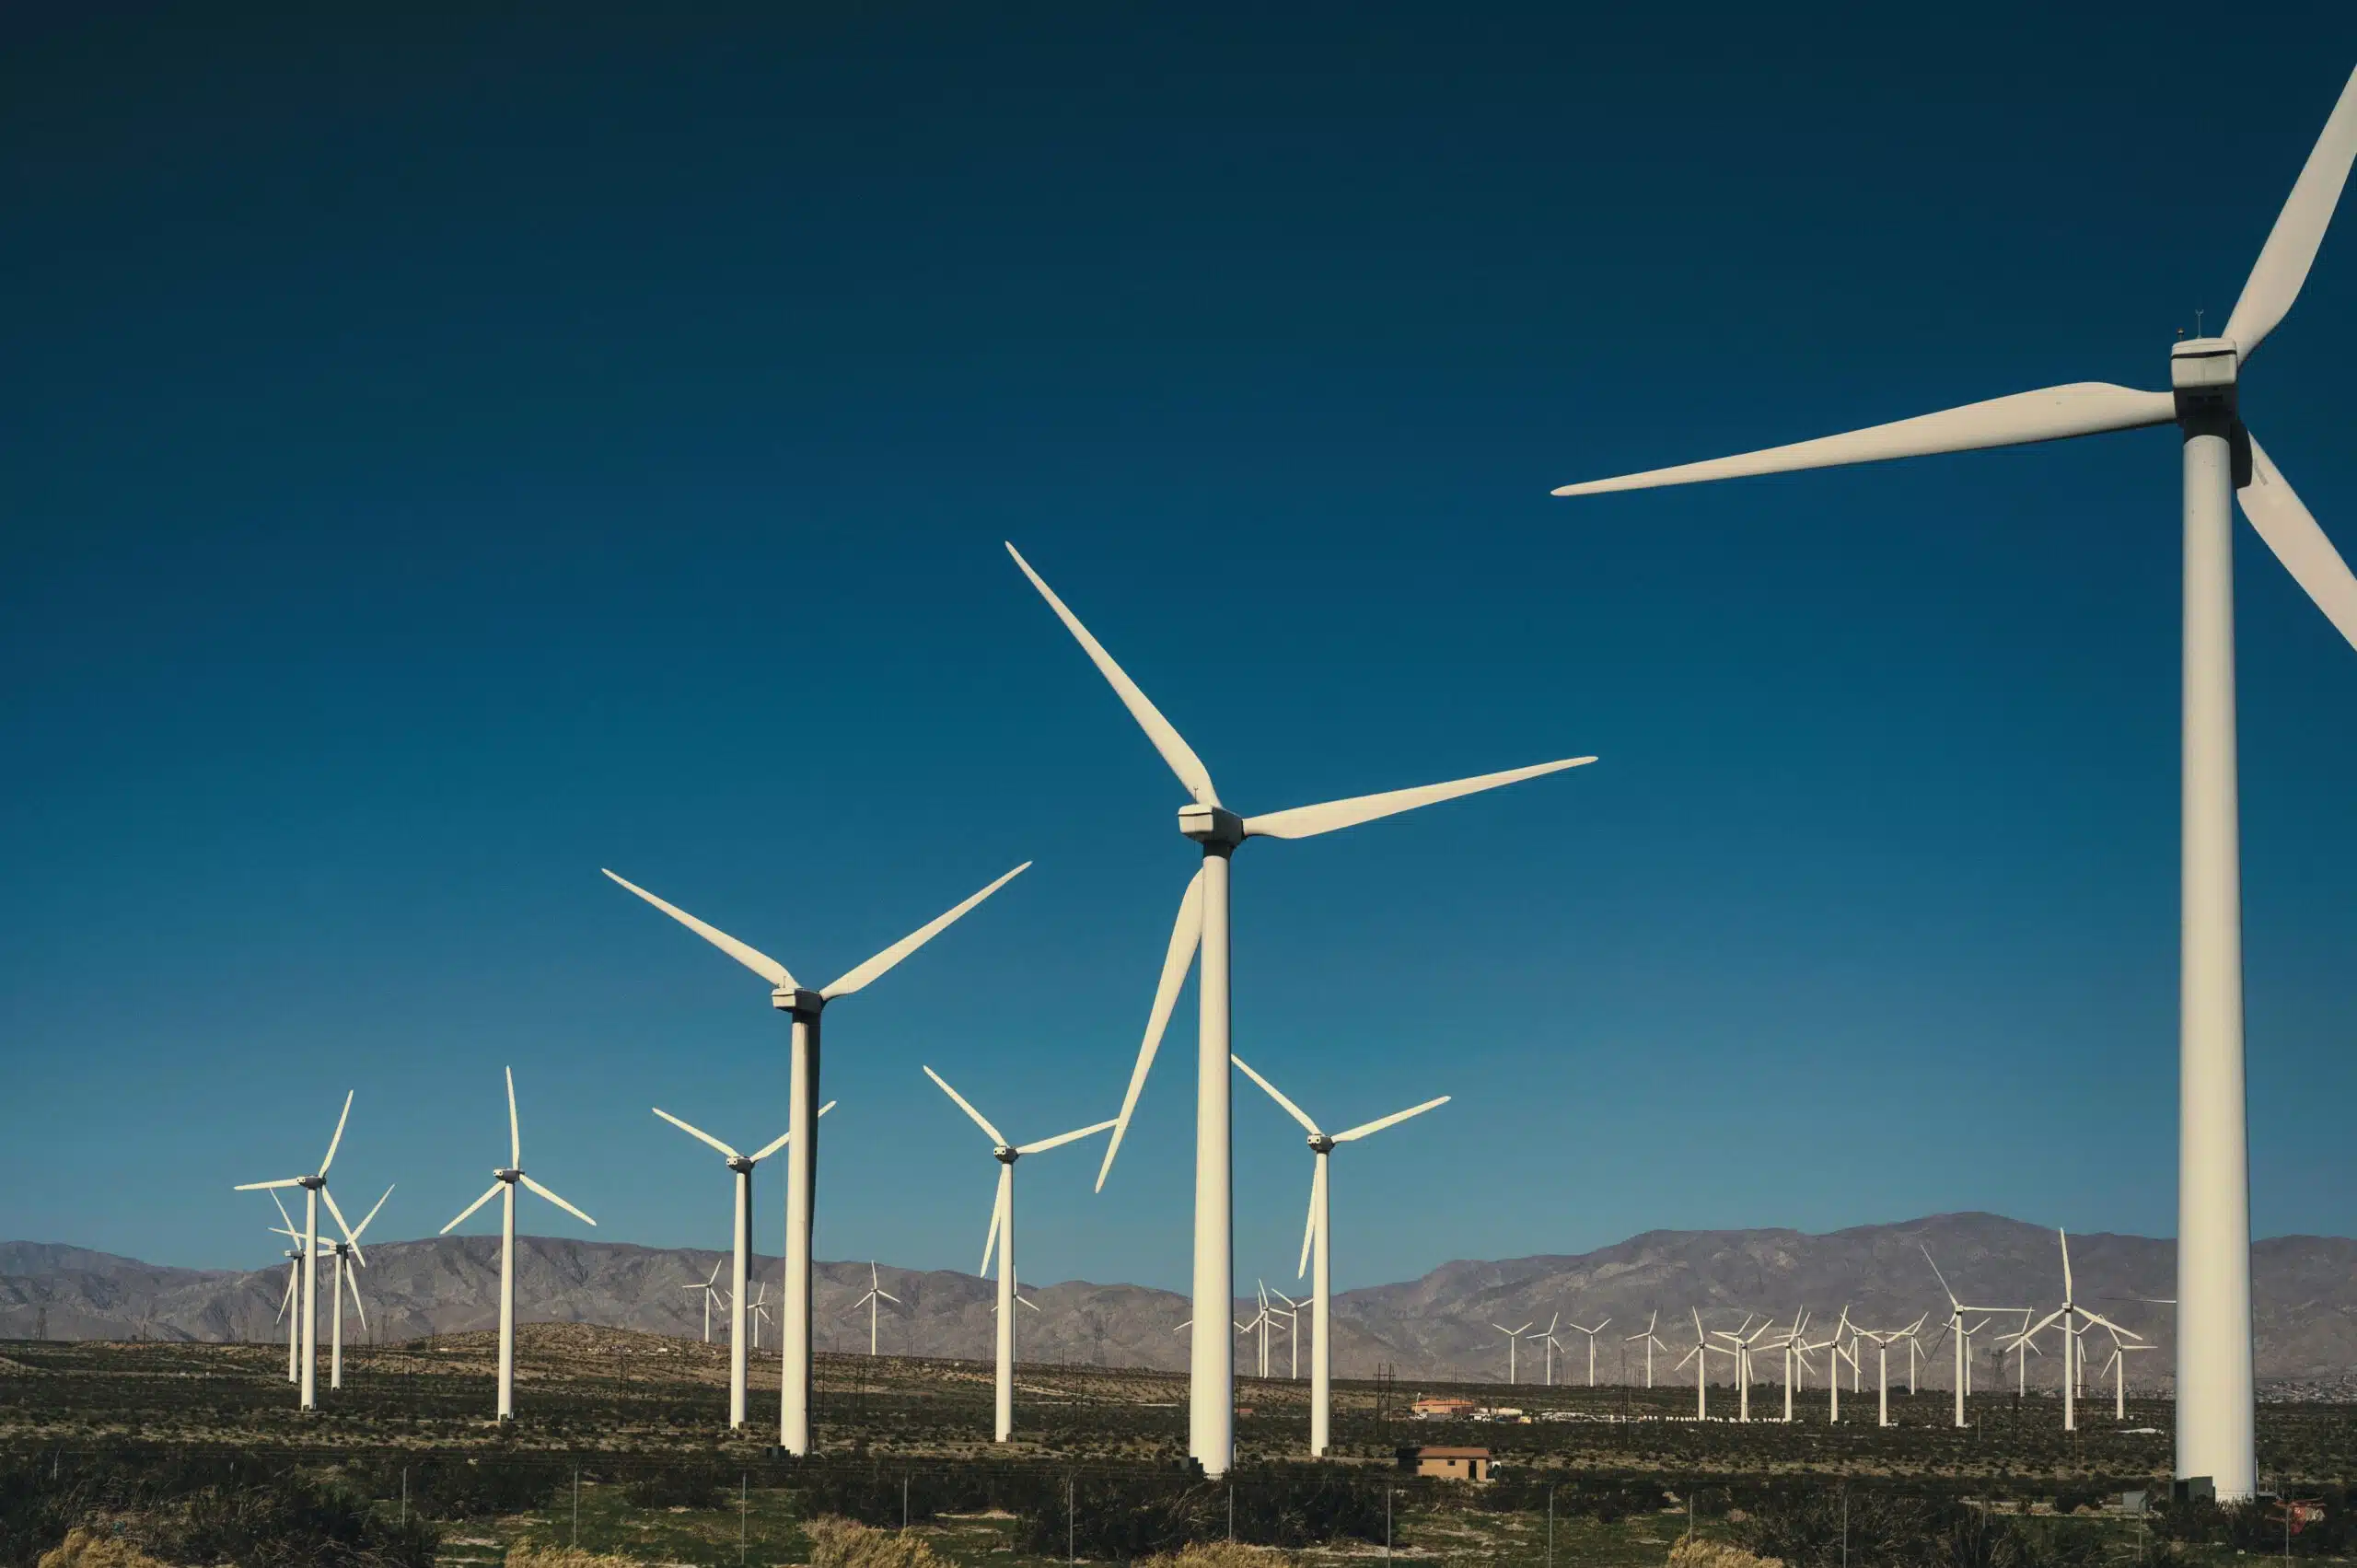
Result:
[822, 864, 1029, 1000]
[602, 868, 798, 990]
[1332, 1095, 1450, 1143]
[1096, 869, 1204, 1191]
[1004, 542, 1221, 807]
[320, 1089, 354, 1175]
[1242, 757, 1595, 841]
[654, 1107, 742, 1161]
[923, 1065, 1007, 1145]
[1230, 1055, 1321, 1136]
[521, 1174, 596, 1226]
[2223, 64, 2357, 360]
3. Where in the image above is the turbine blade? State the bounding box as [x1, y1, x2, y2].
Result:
[351, 1184, 394, 1249]
[319, 1186, 358, 1258]
[1242, 758, 1593, 841]
[980, 1183, 1004, 1277]
[520, 1174, 596, 1226]
[654, 1108, 742, 1161]
[1230, 1054, 1322, 1136]
[2080, 1309, 2144, 1342]
[923, 1065, 1007, 1146]
[441, 1182, 504, 1235]
[236, 1179, 304, 1191]
[821, 863, 1029, 1000]
[505, 1067, 521, 1169]
[1298, 1159, 1321, 1279]
[320, 1089, 354, 1176]
[1550, 383, 2175, 496]
[1096, 868, 1204, 1191]
[1016, 1118, 1119, 1156]
[1005, 541, 1220, 807]
[1332, 1095, 1451, 1143]
[1922, 1244, 1959, 1307]
[2240, 434, 2357, 654]
[877, 1290, 900, 1304]
[267, 1190, 297, 1235]
[748, 1100, 835, 1164]
[2223, 64, 2357, 359]
[2059, 1228, 2073, 1301]
[346, 1267, 368, 1331]
[602, 869, 798, 991]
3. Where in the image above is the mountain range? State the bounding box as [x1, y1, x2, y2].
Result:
[6, 1214, 2353, 1388]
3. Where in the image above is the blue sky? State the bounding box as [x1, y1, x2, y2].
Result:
[4, 4, 2354, 1294]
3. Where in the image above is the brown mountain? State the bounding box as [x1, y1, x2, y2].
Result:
[5, 1214, 2351, 1388]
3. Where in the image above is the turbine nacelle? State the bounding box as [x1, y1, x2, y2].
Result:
[494, 1167, 522, 1183]
[297, 1174, 326, 1191]
[726, 1155, 758, 1174]
[1306, 1132, 1337, 1155]
[1178, 803, 1247, 849]
[2171, 337, 2241, 429]
[771, 986, 826, 1016]
[993, 1144, 1019, 1164]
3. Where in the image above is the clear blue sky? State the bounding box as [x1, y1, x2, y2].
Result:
[5, 4, 2354, 1294]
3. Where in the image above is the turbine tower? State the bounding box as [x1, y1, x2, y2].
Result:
[683, 1260, 726, 1343]
[1566, 1318, 1612, 1388]
[234, 1089, 359, 1411]
[604, 859, 1028, 1454]
[651, 1098, 832, 1427]
[1493, 1319, 1538, 1385]
[1009, 542, 1588, 1473]
[437, 1067, 596, 1421]
[1230, 1053, 1447, 1456]
[323, 1185, 392, 1391]
[923, 1063, 1114, 1443]
[1551, 63, 2357, 1499]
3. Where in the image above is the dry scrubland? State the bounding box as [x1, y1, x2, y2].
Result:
[3, 1329, 2351, 1568]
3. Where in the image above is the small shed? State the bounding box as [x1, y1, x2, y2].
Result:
[1400, 1445, 1493, 1482]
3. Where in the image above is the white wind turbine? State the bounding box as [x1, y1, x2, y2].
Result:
[1853, 1315, 1929, 1428]
[322, 1184, 392, 1391]
[923, 1063, 1115, 1443]
[2019, 1228, 2142, 1434]
[1921, 1244, 2029, 1429]
[1625, 1311, 1669, 1389]
[1568, 1317, 1612, 1388]
[1800, 1307, 1853, 1423]
[437, 1067, 597, 1421]
[234, 1089, 360, 1411]
[850, 1263, 901, 1357]
[1267, 1287, 1304, 1379]
[1230, 1053, 1449, 1456]
[1552, 64, 2357, 1500]
[683, 1261, 726, 1343]
[651, 1098, 832, 1428]
[1534, 1312, 1563, 1385]
[1675, 1310, 1722, 1419]
[1009, 542, 1589, 1475]
[605, 860, 1028, 1454]
[1774, 1310, 1814, 1423]
[1711, 1315, 1776, 1423]
[749, 1283, 774, 1351]
[1493, 1319, 1538, 1386]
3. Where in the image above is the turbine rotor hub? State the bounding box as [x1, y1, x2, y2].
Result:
[726, 1156, 757, 1173]
[772, 986, 826, 1016]
[2170, 336, 2241, 435]
[995, 1145, 1019, 1164]
[298, 1174, 326, 1191]
[1307, 1134, 1336, 1154]
[495, 1167, 521, 1182]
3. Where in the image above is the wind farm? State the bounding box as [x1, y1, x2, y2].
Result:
[6, 9, 2356, 1568]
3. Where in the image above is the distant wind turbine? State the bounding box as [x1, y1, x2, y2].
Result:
[850, 1263, 900, 1357]
[605, 860, 1028, 1454]
[234, 1090, 360, 1411]
[322, 1185, 392, 1392]
[437, 1067, 596, 1421]
[1624, 1312, 1669, 1389]
[650, 1098, 832, 1428]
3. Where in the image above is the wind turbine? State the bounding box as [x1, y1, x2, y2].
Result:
[1231, 1053, 1448, 1455]
[234, 1089, 360, 1411]
[1009, 542, 1589, 1475]
[1774, 1310, 1813, 1422]
[1551, 63, 2357, 1501]
[1534, 1312, 1563, 1385]
[1493, 1320, 1538, 1386]
[2020, 1228, 2142, 1434]
[650, 1098, 832, 1428]
[437, 1067, 596, 1421]
[2097, 1327, 2157, 1421]
[1853, 1315, 1929, 1428]
[1267, 1287, 1304, 1379]
[1624, 1311, 1669, 1389]
[1711, 1316, 1775, 1423]
[1800, 1308, 1852, 1423]
[604, 860, 1028, 1453]
[1675, 1310, 1720, 1419]
[1922, 1245, 2029, 1429]
[850, 1263, 900, 1357]
[749, 1283, 773, 1351]
[1568, 1317, 1612, 1388]
[683, 1261, 726, 1343]
[323, 1185, 391, 1392]
[923, 1063, 1114, 1442]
